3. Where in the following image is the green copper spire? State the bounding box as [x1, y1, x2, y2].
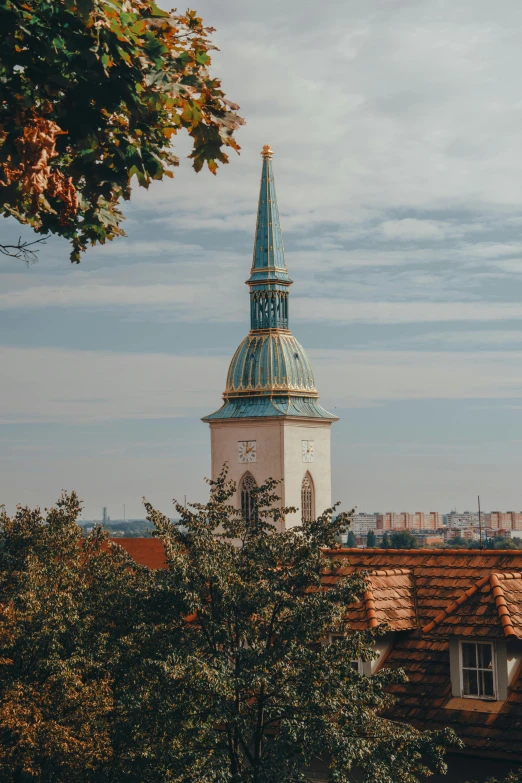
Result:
[202, 144, 337, 423]
[248, 145, 292, 331]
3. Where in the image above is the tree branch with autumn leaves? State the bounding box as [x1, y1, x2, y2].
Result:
[0, 0, 244, 262]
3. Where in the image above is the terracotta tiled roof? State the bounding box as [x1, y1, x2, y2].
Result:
[112, 538, 167, 569]
[329, 549, 522, 760]
[327, 548, 522, 629]
[342, 569, 417, 631]
[422, 572, 522, 638]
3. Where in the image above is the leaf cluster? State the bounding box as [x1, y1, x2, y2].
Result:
[0, 0, 244, 261]
[0, 493, 161, 781]
[366, 530, 376, 548]
[381, 531, 418, 550]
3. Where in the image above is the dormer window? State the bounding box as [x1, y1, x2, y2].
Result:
[460, 641, 496, 700]
[448, 636, 522, 704]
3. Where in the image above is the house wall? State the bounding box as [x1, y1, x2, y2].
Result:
[507, 640, 522, 684]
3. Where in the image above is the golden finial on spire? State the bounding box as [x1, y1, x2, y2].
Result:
[261, 143, 273, 159]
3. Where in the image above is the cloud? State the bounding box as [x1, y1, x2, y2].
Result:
[3, 344, 522, 427]
[377, 218, 477, 241]
[126, 0, 522, 227]
[310, 348, 522, 403]
[4, 280, 522, 326]
[379, 219, 448, 241]
[0, 282, 232, 317]
[4, 0, 522, 253]
[391, 330, 522, 348]
[292, 299, 522, 325]
[1, 346, 228, 424]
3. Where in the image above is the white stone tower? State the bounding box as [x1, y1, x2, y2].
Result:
[202, 145, 338, 529]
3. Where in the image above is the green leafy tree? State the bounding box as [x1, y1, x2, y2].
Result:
[485, 770, 522, 783]
[0, 493, 172, 782]
[445, 535, 481, 549]
[0, 0, 243, 262]
[366, 529, 376, 548]
[0, 494, 112, 780]
[468, 771, 522, 783]
[143, 468, 459, 782]
[346, 529, 357, 548]
[486, 536, 522, 550]
[381, 532, 391, 549]
[388, 530, 418, 549]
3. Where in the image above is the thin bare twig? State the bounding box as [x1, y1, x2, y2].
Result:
[0, 236, 47, 262]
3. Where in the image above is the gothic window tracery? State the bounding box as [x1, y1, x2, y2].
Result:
[301, 472, 315, 523]
[240, 472, 258, 524]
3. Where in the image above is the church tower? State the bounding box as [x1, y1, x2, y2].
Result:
[202, 145, 338, 529]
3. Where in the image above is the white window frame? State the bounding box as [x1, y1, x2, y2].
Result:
[458, 640, 497, 701]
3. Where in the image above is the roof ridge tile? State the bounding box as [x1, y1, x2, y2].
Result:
[369, 568, 411, 577]
[494, 571, 522, 581]
[332, 547, 522, 556]
[363, 584, 379, 629]
[490, 574, 517, 638]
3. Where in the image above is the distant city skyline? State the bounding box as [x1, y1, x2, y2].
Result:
[84, 507, 522, 521]
[3, 0, 522, 518]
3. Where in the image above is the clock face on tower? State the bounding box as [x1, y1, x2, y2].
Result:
[302, 440, 314, 462]
[238, 440, 257, 463]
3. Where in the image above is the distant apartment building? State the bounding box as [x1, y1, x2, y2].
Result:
[426, 512, 443, 529]
[379, 512, 442, 531]
[442, 527, 475, 543]
[415, 531, 444, 546]
[350, 513, 378, 535]
[490, 511, 522, 530]
[352, 509, 522, 536]
[446, 511, 491, 529]
[380, 512, 403, 530]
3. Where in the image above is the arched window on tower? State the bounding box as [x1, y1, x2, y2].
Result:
[301, 472, 315, 523]
[240, 472, 258, 524]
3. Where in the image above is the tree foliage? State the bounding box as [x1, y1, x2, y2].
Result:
[366, 529, 376, 548]
[0, 0, 243, 262]
[442, 536, 522, 550]
[346, 529, 357, 548]
[381, 530, 418, 550]
[0, 493, 141, 780]
[142, 472, 461, 782]
[486, 536, 522, 550]
[485, 771, 522, 783]
[0, 474, 460, 782]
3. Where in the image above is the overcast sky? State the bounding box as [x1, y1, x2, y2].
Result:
[3, 0, 522, 519]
